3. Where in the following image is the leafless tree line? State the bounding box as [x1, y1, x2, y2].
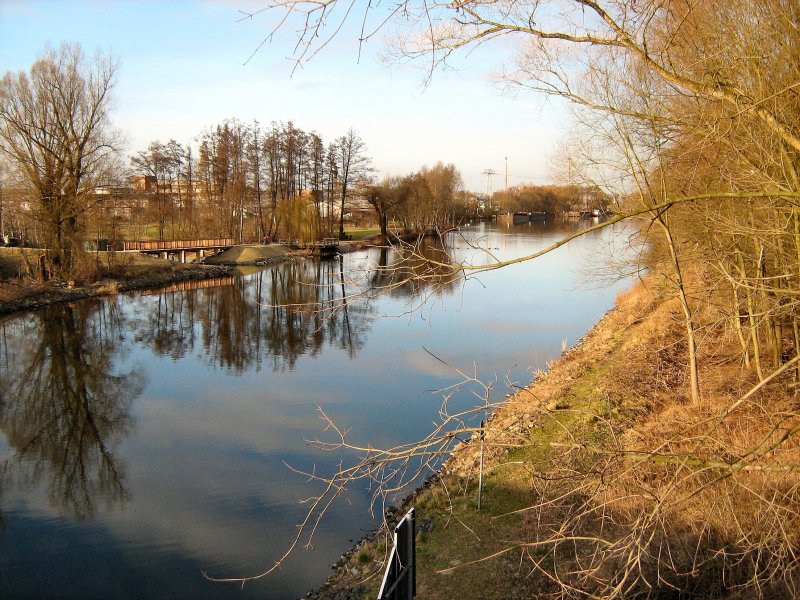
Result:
[131, 126, 475, 245]
[130, 121, 373, 244]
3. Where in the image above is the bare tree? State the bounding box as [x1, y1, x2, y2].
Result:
[131, 141, 172, 241]
[333, 127, 371, 239]
[0, 42, 120, 280]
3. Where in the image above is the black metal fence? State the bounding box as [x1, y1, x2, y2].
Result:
[377, 508, 416, 600]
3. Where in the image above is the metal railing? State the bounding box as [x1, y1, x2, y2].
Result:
[378, 508, 416, 600]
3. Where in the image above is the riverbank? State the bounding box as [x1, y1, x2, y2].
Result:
[303, 274, 798, 599]
[0, 234, 405, 316]
[304, 283, 653, 599]
[0, 239, 375, 316]
[0, 251, 235, 316]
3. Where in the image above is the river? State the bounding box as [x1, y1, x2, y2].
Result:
[0, 221, 633, 599]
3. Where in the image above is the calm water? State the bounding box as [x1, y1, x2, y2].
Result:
[0, 222, 631, 599]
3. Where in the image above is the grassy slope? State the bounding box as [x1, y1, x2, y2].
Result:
[344, 227, 381, 240]
[329, 284, 656, 599]
[409, 288, 650, 599]
[325, 278, 797, 599]
[202, 244, 288, 265]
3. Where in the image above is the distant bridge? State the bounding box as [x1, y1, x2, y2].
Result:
[123, 238, 235, 263]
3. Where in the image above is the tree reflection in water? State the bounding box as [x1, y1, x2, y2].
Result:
[131, 245, 464, 374]
[0, 301, 146, 519]
[369, 237, 462, 302]
[131, 258, 373, 371]
[0, 244, 462, 524]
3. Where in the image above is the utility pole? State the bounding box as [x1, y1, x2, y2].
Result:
[504, 157, 508, 191]
[482, 168, 496, 210]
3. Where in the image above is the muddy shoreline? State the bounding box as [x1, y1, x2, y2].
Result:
[0, 264, 237, 317]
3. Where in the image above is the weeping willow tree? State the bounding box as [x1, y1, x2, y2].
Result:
[280, 192, 319, 244]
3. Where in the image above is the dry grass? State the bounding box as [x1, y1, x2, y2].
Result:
[516, 280, 800, 597]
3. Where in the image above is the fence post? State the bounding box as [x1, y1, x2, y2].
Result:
[377, 508, 416, 600]
[477, 419, 485, 511]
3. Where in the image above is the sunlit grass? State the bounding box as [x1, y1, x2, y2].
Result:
[344, 227, 381, 240]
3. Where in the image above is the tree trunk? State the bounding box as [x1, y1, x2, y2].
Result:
[657, 217, 701, 404]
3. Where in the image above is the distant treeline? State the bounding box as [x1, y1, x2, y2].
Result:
[491, 184, 610, 215]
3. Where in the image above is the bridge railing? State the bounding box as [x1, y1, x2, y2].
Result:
[123, 238, 235, 251]
[136, 276, 236, 295]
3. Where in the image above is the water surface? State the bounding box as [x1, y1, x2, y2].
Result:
[0, 222, 632, 599]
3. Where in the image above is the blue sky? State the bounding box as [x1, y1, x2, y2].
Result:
[0, 1, 570, 191]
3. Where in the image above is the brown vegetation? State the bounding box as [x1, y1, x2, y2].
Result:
[307, 275, 799, 598]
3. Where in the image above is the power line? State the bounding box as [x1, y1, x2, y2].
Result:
[505, 173, 552, 182]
